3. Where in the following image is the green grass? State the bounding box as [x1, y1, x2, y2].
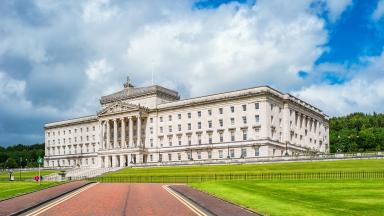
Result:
[190, 180, 384, 216]
[0, 170, 58, 181]
[103, 159, 384, 177]
[0, 181, 61, 201]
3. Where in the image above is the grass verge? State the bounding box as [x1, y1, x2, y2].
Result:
[0, 181, 62, 201]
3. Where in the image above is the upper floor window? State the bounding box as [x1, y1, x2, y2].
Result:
[188, 112, 191, 118]
[160, 127, 163, 133]
[188, 123, 192, 130]
[255, 102, 259, 109]
[243, 130, 247, 141]
[242, 116, 247, 124]
[255, 115, 260, 123]
[168, 125, 172, 133]
[219, 132, 224, 142]
[208, 121, 212, 128]
[230, 106, 235, 113]
[198, 134, 202, 144]
[198, 122, 202, 129]
[150, 118, 153, 123]
[208, 110, 212, 116]
[168, 115, 172, 121]
[231, 118, 235, 125]
[86, 127, 89, 132]
[270, 104, 274, 110]
[231, 131, 235, 142]
[178, 124, 182, 131]
[197, 111, 201, 117]
[93, 126, 95, 131]
[242, 104, 246, 111]
[219, 119, 223, 127]
[219, 108, 223, 114]
[160, 116, 163, 122]
[178, 114, 181, 119]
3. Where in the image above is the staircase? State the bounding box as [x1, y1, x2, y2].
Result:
[44, 167, 124, 181]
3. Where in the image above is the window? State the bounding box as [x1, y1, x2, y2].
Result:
[86, 136, 89, 141]
[198, 122, 201, 129]
[160, 137, 163, 147]
[208, 134, 212, 144]
[178, 124, 181, 131]
[208, 120, 212, 128]
[255, 115, 260, 123]
[160, 127, 163, 133]
[242, 116, 247, 124]
[242, 104, 246, 111]
[219, 132, 224, 142]
[168, 125, 172, 133]
[219, 119, 223, 127]
[208, 151, 212, 159]
[231, 118, 235, 125]
[270, 104, 274, 110]
[178, 153, 181, 160]
[243, 130, 247, 141]
[75, 129, 77, 133]
[271, 116, 274, 123]
[150, 139, 153, 147]
[188, 123, 191, 130]
[230, 149, 235, 158]
[168, 115, 172, 121]
[178, 136, 181, 145]
[230, 106, 235, 113]
[93, 126, 95, 131]
[160, 116, 163, 122]
[231, 131, 235, 142]
[63, 130, 66, 135]
[80, 128, 83, 133]
[197, 151, 201, 160]
[69, 130, 71, 134]
[208, 109, 212, 115]
[168, 137, 172, 146]
[150, 118, 153, 123]
[255, 147, 260, 156]
[93, 135, 95, 140]
[159, 154, 162, 162]
[197, 111, 201, 117]
[219, 108, 223, 114]
[188, 112, 191, 118]
[86, 127, 89, 132]
[198, 134, 202, 144]
[178, 114, 181, 119]
[241, 148, 247, 158]
[188, 135, 191, 145]
[150, 154, 153, 161]
[150, 127, 153, 134]
[219, 150, 223, 158]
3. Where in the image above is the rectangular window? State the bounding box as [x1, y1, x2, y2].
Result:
[219, 150, 223, 158]
[150, 127, 153, 134]
[168, 153, 172, 161]
[208, 134, 212, 144]
[159, 154, 162, 162]
[160, 116, 163, 122]
[150, 118, 153, 123]
[188, 123, 191, 130]
[178, 136, 181, 145]
[169, 115, 172, 121]
[178, 114, 181, 119]
[178, 124, 181, 131]
[230, 149, 235, 158]
[242, 104, 246, 111]
[208, 151, 212, 159]
[241, 148, 247, 158]
[255, 115, 260, 123]
[219, 119, 223, 127]
[150, 139, 153, 147]
[208, 120, 212, 128]
[198, 122, 201, 129]
[168, 137, 172, 146]
[197, 152, 201, 160]
[168, 125, 172, 133]
[188, 135, 191, 145]
[219, 108, 223, 114]
[188, 112, 191, 118]
[231, 131, 235, 142]
[219, 132, 224, 142]
[242, 116, 247, 124]
[231, 118, 235, 125]
[160, 127, 163, 133]
[178, 153, 181, 160]
[243, 130, 247, 141]
[150, 154, 153, 161]
[198, 134, 202, 145]
[255, 102, 259, 109]
[197, 111, 201, 117]
[208, 109, 212, 116]
[230, 106, 235, 113]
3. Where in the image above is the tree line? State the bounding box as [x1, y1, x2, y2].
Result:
[0, 143, 44, 169]
[329, 112, 384, 153]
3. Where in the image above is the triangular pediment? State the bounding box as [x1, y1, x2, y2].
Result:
[97, 101, 141, 116]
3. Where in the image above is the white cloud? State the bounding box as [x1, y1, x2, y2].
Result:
[86, 59, 113, 81]
[294, 52, 384, 116]
[372, 0, 384, 21]
[325, 0, 353, 22]
[82, 0, 118, 23]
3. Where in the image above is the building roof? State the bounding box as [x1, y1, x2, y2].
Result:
[99, 85, 180, 105]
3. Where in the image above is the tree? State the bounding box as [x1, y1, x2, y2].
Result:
[5, 158, 18, 169]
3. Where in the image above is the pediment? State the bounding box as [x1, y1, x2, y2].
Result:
[97, 101, 141, 116]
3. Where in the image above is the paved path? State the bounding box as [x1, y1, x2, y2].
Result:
[27, 183, 199, 216]
[0, 181, 89, 216]
[170, 185, 261, 216]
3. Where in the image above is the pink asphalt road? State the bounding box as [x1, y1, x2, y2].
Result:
[32, 183, 199, 216]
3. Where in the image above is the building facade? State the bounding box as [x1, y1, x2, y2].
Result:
[44, 79, 329, 168]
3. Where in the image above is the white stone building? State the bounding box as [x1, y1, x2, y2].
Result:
[44, 79, 329, 168]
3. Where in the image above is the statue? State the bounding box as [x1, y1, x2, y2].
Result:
[124, 75, 134, 89]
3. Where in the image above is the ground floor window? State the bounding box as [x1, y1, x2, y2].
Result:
[178, 153, 181, 160]
[255, 147, 260, 156]
[168, 153, 172, 161]
[197, 151, 201, 159]
[208, 151, 212, 159]
[230, 149, 235, 158]
[241, 148, 247, 158]
[219, 150, 223, 158]
[159, 154, 162, 162]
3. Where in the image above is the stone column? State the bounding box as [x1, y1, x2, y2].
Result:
[100, 121, 104, 150]
[121, 117, 126, 148]
[129, 117, 133, 147]
[106, 120, 111, 149]
[113, 119, 118, 149]
[137, 116, 141, 147]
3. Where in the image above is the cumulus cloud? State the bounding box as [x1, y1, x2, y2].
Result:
[372, 0, 384, 21]
[325, 0, 353, 22]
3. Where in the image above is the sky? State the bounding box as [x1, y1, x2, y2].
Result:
[0, 0, 384, 146]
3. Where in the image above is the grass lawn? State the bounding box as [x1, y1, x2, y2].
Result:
[190, 180, 384, 216]
[0, 170, 58, 181]
[103, 159, 384, 177]
[0, 181, 61, 201]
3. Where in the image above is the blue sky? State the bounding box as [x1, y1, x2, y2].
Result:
[0, 0, 384, 146]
